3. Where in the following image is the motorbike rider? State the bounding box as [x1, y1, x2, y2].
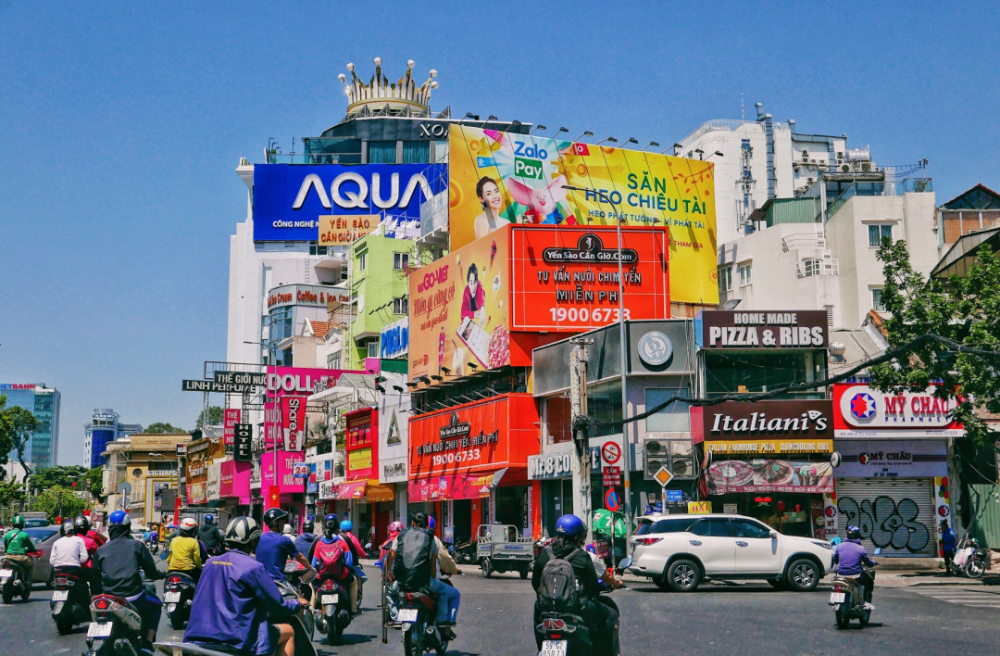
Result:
[532, 515, 617, 655]
[833, 525, 878, 610]
[426, 516, 461, 634]
[50, 520, 92, 603]
[184, 516, 306, 656]
[585, 543, 624, 591]
[293, 520, 316, 559]
[257, 508, 315, 588]
[306, 513, 358, 614]
[281, 524, 296, 541]
[198, 514, 226, 557]
[338, 520, 365, 563]
[93, 510, 166, 655]
[167, 517, 207, 583]
[378, 521, 404, 623]
[2, 515, 37, 584]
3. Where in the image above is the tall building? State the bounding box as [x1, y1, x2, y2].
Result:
[83, 409, 143, 469]
[0, 383, 61, 470]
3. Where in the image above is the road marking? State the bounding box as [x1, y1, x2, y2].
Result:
[912, 585, 1000, 609]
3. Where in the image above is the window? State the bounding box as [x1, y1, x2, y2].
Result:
[872, 288, 886, 312]
[731, 519, 772, 539]
[327, 353, 341, 370]
[358, 252, 367, 272]
[393, 296, 409, 315]
[718, 265, 733, 293]
[402, 141, 430, 164]
[645, 388, 690, 432]
[738, 262, 752, 287]
[690, 519, 731, 537]
[868, 224, 893, 247]
[635, 518, 695, 536]
[367, 341, 380, 358]
[802, 258, 821, 277]
[393, 253, 410, 270]
[367, 141, 397, 164]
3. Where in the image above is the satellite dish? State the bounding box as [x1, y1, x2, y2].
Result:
[117, 481, 132, 496]
[357, 294, 365, 314]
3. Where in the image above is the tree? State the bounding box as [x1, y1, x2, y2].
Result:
[29, 465, 87, 494]
[870, 239, 1000, 446]
[0, 400, 39, 484]
[196, 406, 225, 429]
[86, 467, 104, 499]
[36, 485, 86, 522]
[0, 479, 25, 512]
[144, 422, 186, 434]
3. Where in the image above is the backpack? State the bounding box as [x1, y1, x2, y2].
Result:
[392, 528, 435, 591]
[536, 546, 581, 613]
[314, 538, 349, 579]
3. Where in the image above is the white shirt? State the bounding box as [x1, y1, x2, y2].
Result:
[588, 551, 607, 578]
[49, 535, 90, 568]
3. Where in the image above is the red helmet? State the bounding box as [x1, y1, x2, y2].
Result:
[388, 521, 404, 536]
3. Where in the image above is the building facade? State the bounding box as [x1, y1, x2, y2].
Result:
[0, 383, 61, 470]
[84, 408, 143, 469]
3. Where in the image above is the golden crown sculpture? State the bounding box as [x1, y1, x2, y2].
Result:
[338, 57, 438, 116]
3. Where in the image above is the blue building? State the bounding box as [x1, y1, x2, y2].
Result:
[0, 383, 61, 471]
[83, 409, 143, 469]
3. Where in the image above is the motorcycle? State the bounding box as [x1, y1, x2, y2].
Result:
[398, 579, 456, 656]
[281, 561, 316, 640]
[164, 571, 197, 629]
[952, 536, 986, 579]
[535, 557, 629, 656]
[830, 548, 880, 629]
[50, 569, 92, 634]
[84, 592, 147, 656]
[313, 575, 353, 645]
[153, 611, 317, 656]
[0, 551, 40, 603]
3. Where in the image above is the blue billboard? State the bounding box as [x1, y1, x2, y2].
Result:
[253, 163, 447, 242]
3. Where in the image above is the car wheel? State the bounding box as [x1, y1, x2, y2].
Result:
[767, 578, 789, 590]
[786, 558, 819, 592]
[667, 559, 701, 592]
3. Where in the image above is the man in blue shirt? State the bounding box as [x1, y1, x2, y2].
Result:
[184, 516, 305, 656]
[940, 520, 957, 574]
[832, 526, 878, 609]
[256, 508, 314, 584]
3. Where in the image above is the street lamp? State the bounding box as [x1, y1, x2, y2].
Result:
[596, 136, 618, 146]
[574, 131, 594, 142]
[561, 183, 635, 553]
[642, 141, 660, 152]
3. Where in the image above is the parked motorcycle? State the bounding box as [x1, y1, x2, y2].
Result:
[830, 548, 880, 629]
[398, 579, 456, 656]
[952, 536, 986, 579]
[164, 571, 197, 629]
[50, 569, 91, 634]
[314, 575, 353, 645]
[0, 551, 40, 603]
[84, 593, 147, 656]
[535, 557, 629, 656]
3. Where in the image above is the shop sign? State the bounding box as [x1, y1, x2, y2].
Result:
[348, 448, 372, 473]
[223, 409, 241, 446]
[833, 439, 948, 478]
[214, 372, 266, 387]
[382, 461, 407, 484]
[528, 452, 573, 480]
[260, 450, 306, 493]
[281, 396, 306, 452]
[206, 463, 221, 501]
[688, 501, 712, 514]
[833, 384, 964, 438]
[698, 310, 828, 349]
[266, 284, 339, 310]
[318, 479, 336, 501]
[692, 400, 833, 443]
[705, 459, 834, 495]
[267, 366, 355, 395]
[704, 439, 834, 455]
[366, 483, 395, 503]
[234, 424, 252, 462]
[292, 463, 309, 478]
[182, 379, 255, 394]
[318, 214, 379, 246]
[380, 318, 409, 359]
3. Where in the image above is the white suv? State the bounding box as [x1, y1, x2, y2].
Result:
[627, 513, 835, 592]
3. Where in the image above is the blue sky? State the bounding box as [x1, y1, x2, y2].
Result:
[1, 2, 997, 466]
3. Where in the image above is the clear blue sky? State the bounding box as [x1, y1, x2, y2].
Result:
[1, 2, 997, 466]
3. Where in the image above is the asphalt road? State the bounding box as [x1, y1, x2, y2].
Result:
[5, 567, 1000, 655]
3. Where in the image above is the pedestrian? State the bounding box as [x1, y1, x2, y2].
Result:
[940, 520, 957, 574]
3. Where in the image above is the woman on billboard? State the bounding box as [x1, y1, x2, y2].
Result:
[473, 176, 508, 239]
[460, 263, 486, 326]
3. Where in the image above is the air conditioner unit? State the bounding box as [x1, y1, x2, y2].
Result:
[801, 149, 809, 160]
[841, 164, 851, 173]
[860, 162, 872, 172]
[644, 439, 696, 480]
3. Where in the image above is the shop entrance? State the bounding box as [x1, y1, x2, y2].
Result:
[712, 493, 822, 538]
[541, 480, 573, 538]
[495, 486, 526, 528]
[454, 499, 472, 545]
[836, 478, 936, 557]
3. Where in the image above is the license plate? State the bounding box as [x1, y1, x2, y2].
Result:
[165, 592, 181, 603]
[830, 592, 846, 604]
[87, 622, 113, 638]
[398, 608, 418, 623]
[0, 569, 12, 577]
[322, 594, 338, 605]
[52, 590, 69, 601]
[541, 640, 568, 656]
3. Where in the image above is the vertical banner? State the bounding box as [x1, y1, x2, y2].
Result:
[224, 409, 241, 446]
[267, 485, 282, 510]
[281, 396, 306, 452]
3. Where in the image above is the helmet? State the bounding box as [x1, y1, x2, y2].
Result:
[555, 514, 586, 537]
[263, 508, 289, 528]
[302, 520, 314, 534]
[847, 525, 862, 540]
[225, 516, 261, 549]
[204, 514, 214, 525]
[61, 521, 74, 537]
[73, 515, 89, 535]
[109, 510, 131, 527]
[340, 520, 353, 532]
[10, 515, 25, 529]
[388, 521, 404, 536]
[410, 512, 428, 529]
[585, 543, 597, 554]
[179, 518, 198, 535]
[281, 524, 295, 536]
[427, 516, 436, 530]
[323, 514, 340, 532]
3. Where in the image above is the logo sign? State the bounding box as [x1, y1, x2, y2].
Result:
[603, 466, 622, 487]
[528, 452, 573, 480]
[541, 233, 639, 265]
[440, 413, 472, 440]
[266, 284, 336, 310]
[281, 396, 305, 452]
[253, 163, 447, 242]
[292, 463, 309, 478]
[514, 157, 543, 180]
[699, 310, 829, 349]
[601, 440, 622, 466]
[637, 331, 673, 366]
[692, 400, 834, 442]
[605, 489, 622, 512]
[833, 384, 964, 437]
[849, 393, 877, 419]
[688, 501, 712, 514]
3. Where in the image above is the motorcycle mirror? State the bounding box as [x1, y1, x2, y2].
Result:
[619, 557, 633, 569]
[873, 548, 882, 555]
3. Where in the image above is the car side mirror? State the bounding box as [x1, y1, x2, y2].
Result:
[873, 548, 882, 555]
[769, 530, 778, 539]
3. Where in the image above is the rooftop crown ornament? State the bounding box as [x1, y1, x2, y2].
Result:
[337, 57, 438, 117]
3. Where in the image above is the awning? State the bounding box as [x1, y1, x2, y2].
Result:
[365, 482, 395, 503]
[336, 480, 367, 500]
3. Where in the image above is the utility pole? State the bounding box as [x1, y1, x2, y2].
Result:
[570, 338, 593, 543]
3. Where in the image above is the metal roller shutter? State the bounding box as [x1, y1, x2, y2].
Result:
[835, 478, 936, 557]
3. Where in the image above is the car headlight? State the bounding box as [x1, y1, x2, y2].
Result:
[812, 540, 834, 551]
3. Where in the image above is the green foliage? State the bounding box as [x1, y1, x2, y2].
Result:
[0, 479, 25, 509]
[29, 465, 87, 494]
[0, 396, 39, 483]
[35, 486, 87, 522]
[196, 406, 225, 429]
[870, 239, 1000, 446]
[87, 467, 104, 499]
[144, 422, 186, 434]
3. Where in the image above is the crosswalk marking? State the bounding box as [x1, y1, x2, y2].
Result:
[912, 585, 1000, 609]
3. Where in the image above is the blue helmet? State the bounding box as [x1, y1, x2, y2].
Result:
[204, 514, 214, 524]
[846, 525, 862, 540]
[109, 510, 131, 527]
[339, 520, 353, 532]
[427, 516, 436, 530]
[555, 514, 586, 537]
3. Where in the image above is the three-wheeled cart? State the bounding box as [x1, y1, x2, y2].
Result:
[477, 524, 533, 579]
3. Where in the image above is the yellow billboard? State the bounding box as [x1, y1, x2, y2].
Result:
[448, 125, 718, 304]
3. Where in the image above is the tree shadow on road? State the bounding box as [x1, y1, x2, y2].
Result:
[629, 583, 833, 594]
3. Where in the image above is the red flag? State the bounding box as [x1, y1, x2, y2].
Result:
[268, 485, 282, 509]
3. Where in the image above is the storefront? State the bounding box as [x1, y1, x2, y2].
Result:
[220, 459, 252, 516]
[832, 382, 960, 557]
[408, 393, 541, 542]
[692, 399, 837, 538]
[261, 449, 306, 531]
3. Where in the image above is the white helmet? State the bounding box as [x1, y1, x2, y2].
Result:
[179, 518, 198, 534]
[225, 516, 261, 549]
[281, 524, 295, 536]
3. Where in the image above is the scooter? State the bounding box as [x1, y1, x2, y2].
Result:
[50, 569, 92, 634]
[281, 560, 316, 640]
[398, 580, 455, 656]
[535, 557, 629, 656]
[0, 551, 40, 603]
[952, 536, 987, 579]
[313, 575, 352, 645]
[153, 611, 317, 656]
[84, 592, 147, 656]
[164, 571, 197, 629]
[830, 548, 880, 629]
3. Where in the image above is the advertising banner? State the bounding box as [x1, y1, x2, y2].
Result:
[408, 393, 540, 483]
[186, 439, 211, 491]
[346, 408, 376, 479]
[261, 450, 307, 493]
[409, 227, 511, 380]
[224, 409, 241, 446]
[378, 372, 409, 484]
[380, 318, 409, 359]
[833, 439, 948, 478]
[220, 460, 252, 502]
[832, 383, 964, 438]
[318, 214, 379, 246]
[281, 396, 306, 452]
[448, 125, 716, 304]
[510, 226, 669, 331]
[253, 163, 447, 241]
[408, 472, 497, 503]
[705, 459, 834, 494]
[691, 400, 834, 443]
[698, 310, 829, 349]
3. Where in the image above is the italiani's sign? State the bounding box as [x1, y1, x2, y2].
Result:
[691, 400, 834, 443]
[699, 310, 829, 349]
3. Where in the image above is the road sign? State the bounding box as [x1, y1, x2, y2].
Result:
[601, 441, 622, 466]
[605, 489, 622, 512]
[653, 466, 673, 487]
[117, 481, 132, 497]
[602, 466, 621, 487]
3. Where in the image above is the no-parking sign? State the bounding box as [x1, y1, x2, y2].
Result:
[605, 489, 622, 512]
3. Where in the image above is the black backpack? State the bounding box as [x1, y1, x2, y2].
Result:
[392, 528, 435, 591]
[536, 546, 581, 613]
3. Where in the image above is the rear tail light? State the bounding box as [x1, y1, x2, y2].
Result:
[320, 580, 336, 591]
[55, 577, 73, 587]
[833, 582, 847, 592]
[94, 598, 111, 611]
[543, 618, 567, 630]
[168, 576, 182, 584]
[634, 537, 663, 546]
